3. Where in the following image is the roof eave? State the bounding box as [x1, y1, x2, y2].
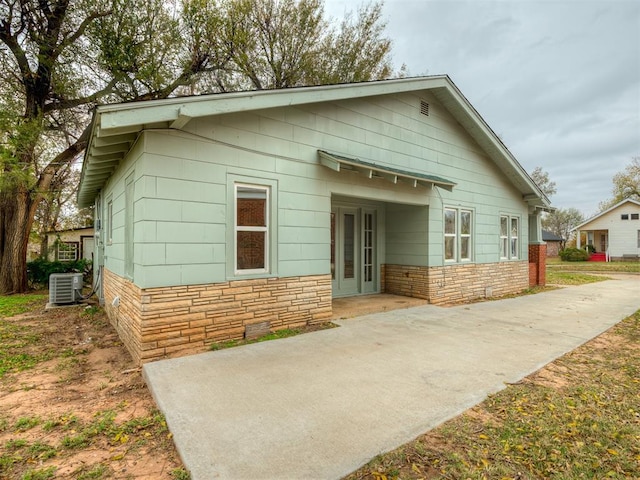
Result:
[572, 198, 640, 230]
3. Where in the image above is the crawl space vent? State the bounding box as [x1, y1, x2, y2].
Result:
[420, 100, 430, 116]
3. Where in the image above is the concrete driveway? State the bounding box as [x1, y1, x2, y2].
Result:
[143, 276, 639, 480]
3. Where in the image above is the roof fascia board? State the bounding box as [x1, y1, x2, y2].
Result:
[97, 76, 451, 131]
[573, 198, 640, 230]
[431, 83, 550, 207]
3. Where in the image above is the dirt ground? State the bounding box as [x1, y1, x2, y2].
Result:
[0, 301, 185, 479]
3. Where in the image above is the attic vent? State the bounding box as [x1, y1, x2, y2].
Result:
[420, 100, 430, 116]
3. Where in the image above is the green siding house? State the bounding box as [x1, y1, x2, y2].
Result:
[78, 76, 551, 364]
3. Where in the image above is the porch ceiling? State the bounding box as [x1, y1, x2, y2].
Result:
[318, 150, 456, 191]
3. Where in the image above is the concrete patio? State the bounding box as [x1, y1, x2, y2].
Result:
[144, 276, 639, 480]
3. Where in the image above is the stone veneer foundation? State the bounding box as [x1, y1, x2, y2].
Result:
[383, 261, 530, 305]
[102, 269, 332, 364]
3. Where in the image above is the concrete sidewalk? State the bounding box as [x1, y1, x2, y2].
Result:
[143, 276, 639, 480]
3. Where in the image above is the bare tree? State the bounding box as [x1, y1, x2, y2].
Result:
[598, 157, 640, 211]
[530, 166, 557, 198]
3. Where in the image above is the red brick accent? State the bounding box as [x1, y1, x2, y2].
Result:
[383, 261, 529, 305]
[103, 269, 332, 364]
[528, 243, 547, 286]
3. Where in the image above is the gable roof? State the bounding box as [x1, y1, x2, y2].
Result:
[542, 229, 563, 242]
[573, 198, 640, 231]
[77, 75, 551, 209]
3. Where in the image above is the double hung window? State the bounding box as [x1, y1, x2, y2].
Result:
[235, 184, 269, 274]
[500, 215, 519, 259]
[444, 207, 473, 262]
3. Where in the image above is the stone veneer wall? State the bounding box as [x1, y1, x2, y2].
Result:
[383, 261, 529, 305]
[102, 269, 332, 364]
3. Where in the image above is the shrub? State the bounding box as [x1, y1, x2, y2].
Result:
[559, 247, 590, 262]
[27, 258, 92, 287]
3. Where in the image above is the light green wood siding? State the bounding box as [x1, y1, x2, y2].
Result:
[102, 90, 530, 288]
[386, 204, 429, 265]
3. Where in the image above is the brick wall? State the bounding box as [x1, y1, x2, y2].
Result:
[102, 269, 332, 364]
[384, 261, 529, 305]
[528, 243, 547, 286]
[545, 241, 561, 257]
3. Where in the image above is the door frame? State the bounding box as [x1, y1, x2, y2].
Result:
[331, 202, 379, 298]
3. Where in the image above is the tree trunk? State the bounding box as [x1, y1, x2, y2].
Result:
[0, 130, 89, 295]
[0, 187, 34, 294]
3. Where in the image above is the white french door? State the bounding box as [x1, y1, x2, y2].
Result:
[331, 207, 377, 297]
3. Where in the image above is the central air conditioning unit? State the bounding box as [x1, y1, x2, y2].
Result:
[49, 273, 84, 305]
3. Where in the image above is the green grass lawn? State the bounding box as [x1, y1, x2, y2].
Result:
[0, 294, 48, 379]
[0, 293, 47, 318]
[546, 258, 640, 273]
[546, 270, 609, 285]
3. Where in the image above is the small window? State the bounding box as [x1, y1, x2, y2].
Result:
[631, 213, 639, 220]
[235, 184, 269, 273]
[444, 207, 473, 262]
[57, 242, 78, 262]
[621, 214, 629, 220]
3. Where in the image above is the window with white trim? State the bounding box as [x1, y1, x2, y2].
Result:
[57, 242, 78, 261]
[235, 184, 269, 274]
[444, 207, 473, 262]
[500, 215, 520, 260]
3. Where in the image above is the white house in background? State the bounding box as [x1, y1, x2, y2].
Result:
[574, 199, 640, 260]
[45, 227, 95, 262]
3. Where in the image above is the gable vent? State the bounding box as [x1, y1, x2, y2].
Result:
[420, 100, 430, 116]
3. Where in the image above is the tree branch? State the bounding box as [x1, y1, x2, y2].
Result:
[31, 123, 91, 219]
[0, 13, 34, 82]
[44, 77, 119, 113]
[53, 9, 111, 59]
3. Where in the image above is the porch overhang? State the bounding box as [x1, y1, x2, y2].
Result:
[318, 150, 456, 191]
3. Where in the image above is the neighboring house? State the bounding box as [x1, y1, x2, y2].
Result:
[77, 75, 551, 364]
[573, 199, 640, 260]
[45, 227, 95, 262]
[542, 230, 563, 257]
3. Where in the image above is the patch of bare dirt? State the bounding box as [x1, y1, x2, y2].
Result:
[0, 302, 184, 479]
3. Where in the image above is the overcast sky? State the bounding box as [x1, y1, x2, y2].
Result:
[325, 0, 640, 217]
